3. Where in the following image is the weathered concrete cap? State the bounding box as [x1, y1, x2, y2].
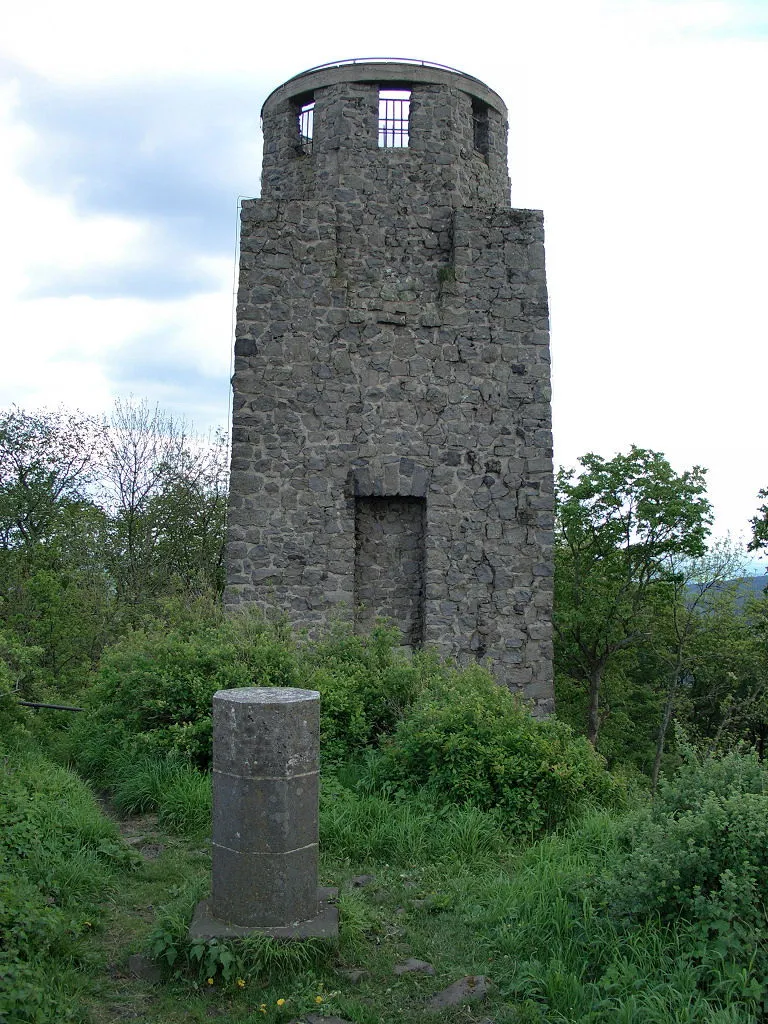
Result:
[212, 687, 320, 777]
[214, 686, 319, 704]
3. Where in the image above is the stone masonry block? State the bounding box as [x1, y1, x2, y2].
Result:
[212, 770, 319, 854]
[212, 844, 319, 928]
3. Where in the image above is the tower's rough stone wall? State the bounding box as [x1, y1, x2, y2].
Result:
[226, 62, 555, 714]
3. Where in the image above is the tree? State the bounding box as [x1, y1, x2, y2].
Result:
[681, 588, 768, 755]
[145, 428, 228, 598]
[0, 406, 105, 549]
[0, 401, 229, 691]
[554, 446, 712, 747]
[749, 488, 768, 556]
[649, 538, 749, 790]
[0, 408, 113, 689]
[103, 398, 228, 617]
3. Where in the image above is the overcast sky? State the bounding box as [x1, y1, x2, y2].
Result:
[1, 0, 766, 562]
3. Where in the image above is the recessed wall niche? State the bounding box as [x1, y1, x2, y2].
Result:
[354, 496, 426, 647]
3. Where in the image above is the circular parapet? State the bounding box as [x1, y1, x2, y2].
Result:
[258, 57, 511, 205]
[262, 58, 507, 119]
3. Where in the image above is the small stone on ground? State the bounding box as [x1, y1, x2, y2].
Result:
[427, 974, 490, 1011]
[349, 874, 376, 887]
[126, 953, 162, 983]
[139, 843, 164, 859]
[337, 968, 368, 984]
[394, 957, 436, 975]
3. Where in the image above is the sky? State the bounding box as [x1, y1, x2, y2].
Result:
[1, 0, 766, 563]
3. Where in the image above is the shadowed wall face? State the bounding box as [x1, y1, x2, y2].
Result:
[354, 496, 426, 647]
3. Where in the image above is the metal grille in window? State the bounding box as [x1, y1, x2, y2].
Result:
[297, 100, 314, 155]
[378, 89, 411, 148]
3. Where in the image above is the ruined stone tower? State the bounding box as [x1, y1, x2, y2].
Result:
[225, 60, 554, 713]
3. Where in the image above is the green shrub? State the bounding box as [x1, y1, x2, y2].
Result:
[653, 742, 768, 817]
[66, 611, 299, 773]
[0, 742, 133, 1023]
[0, 628, 44, 741]
[300, 623, 426, 761]
[0, 662, 30, 739]
[67, 612, 427, 775]
[376, 665, 622, 835]
[598, 746, 768, 1011]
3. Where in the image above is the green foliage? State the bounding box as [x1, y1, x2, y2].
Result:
[0, 741, 134, 1023]
[374, 666, 622, 835]
[320, 777, 508, 865]
[68, 614, 426, 775]
[0, 651, 33, 739]
[653, 739, 768, 815]
[68, 611, 297, 772]
[300, 623, 426, 761]
[0, 402, 229, 705]
[555, 445, 713, 746]
[105, 748, 212, 837]
[680, 591, 768, 750]
[596, 746, 768, 1011]
[555, 657, 663, 773]
[103, 398, 228, 616]
[468, 803, 764, 1022]
[0, 407, 114, 692]
[748, 486, 768, 555]
[147, 882, 331, 986]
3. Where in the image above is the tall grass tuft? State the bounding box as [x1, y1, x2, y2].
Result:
[108, 749, 211, 838]
[320, 784, 508, 867]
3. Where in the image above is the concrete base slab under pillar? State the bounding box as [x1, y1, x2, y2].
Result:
[188, 887, 339, 941]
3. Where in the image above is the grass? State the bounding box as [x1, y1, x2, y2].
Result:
[108, 749, 213, 838]
[3, 742, 765, 1023]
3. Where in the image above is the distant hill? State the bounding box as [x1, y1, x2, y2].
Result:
[739, 575, 768, 598]
[686, 575, 768, 609]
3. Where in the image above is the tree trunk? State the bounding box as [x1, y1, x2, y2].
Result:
[587, 665, 604, 746]
[651, 681, 677, 794]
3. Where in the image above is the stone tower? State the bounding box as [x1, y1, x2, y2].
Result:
[225, 60, 554, 714]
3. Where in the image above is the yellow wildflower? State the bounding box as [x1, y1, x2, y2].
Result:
[276, 998, 286, 1006]
[315, 995, 324, 1004]
[206, 978, 214, 986]
[236, 978, 246, 988]
[259, 1004, 267, 1014]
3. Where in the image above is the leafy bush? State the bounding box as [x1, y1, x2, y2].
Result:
[66, 611, 297, 773]
[653, 741, 768, 816]
[0, 741, 134, 1023]
[299, 623, 426, 761]
[598, 746, 768, 1011]
[67, 611, 428, 775]
[375, 665, 622, 835]
[0, 627, 45, 741]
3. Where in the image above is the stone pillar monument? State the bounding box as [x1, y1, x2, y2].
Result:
[190, 687, 337, 939]
[225, 59, 555, 715]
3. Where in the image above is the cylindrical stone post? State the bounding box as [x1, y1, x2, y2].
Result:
[211, 687, 320, 928]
